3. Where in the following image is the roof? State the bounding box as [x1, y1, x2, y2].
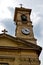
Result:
[0, 33, 42, 56]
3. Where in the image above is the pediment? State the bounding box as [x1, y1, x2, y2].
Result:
[0, 33, 42, 50]
[0, 33, 24, 47]
[0, 33, 29, 48]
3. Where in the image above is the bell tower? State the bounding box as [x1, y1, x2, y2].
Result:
[14, 7, 37, 44]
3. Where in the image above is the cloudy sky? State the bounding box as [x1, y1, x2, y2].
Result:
[0, 0, 43, 65]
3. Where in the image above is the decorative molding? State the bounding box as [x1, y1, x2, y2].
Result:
[0, 56, 15, 60]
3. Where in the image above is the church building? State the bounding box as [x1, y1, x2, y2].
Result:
[0, 6, 42, 65]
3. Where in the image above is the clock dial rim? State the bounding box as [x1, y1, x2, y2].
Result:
[21, 28, 30, 35]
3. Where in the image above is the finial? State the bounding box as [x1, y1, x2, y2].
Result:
[20, 4, 23, 8]
[2, 29, 8, 34]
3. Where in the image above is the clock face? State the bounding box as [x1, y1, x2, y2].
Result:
[21, 14, 27, 23]
[21, 28, 30, 35]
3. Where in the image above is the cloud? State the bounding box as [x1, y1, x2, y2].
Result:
[38, 4, 43, 8]
[0, 23, 5, 33]
[8, 7, 14, 19]
[0, 18, 16, 36]
[0, 8, 12, 19]
[31, 11, 41, 26]
[0, 0, 14, 8]
[0, 0, 16, 20]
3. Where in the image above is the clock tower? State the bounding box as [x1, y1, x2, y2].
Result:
[14, 7, 37, 44]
